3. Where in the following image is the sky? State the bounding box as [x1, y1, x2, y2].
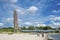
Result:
[0, 0, 60, 28]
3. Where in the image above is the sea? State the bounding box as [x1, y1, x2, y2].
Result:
[21, 30, 60, 40]
[48, 34, 60, 40]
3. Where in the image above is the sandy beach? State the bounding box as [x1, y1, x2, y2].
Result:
[0, 33, 48, 40]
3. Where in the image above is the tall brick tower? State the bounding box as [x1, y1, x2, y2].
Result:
[14, 10, 19, 32]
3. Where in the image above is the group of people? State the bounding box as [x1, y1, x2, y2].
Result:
[37, 32, 44, 37]
[37, 32, 49, 40]
[37, 32, 48, 37]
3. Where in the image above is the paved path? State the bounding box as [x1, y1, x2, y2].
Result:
[0, 33, 48, 40]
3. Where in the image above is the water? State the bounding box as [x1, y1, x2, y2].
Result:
[21, 30, 54, 33]
[21, 30, 60, 40]
[49, 34, 60, 40]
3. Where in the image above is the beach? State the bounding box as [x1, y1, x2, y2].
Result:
[0, 33, 48, 40]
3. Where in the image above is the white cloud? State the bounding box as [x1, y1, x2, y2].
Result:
[49, 15, 60, 21]
[49, 15, 55, 17]
[10, 4, 27, 14]
[5, 17, 22, 26]
[0, 23, 4, 26]
[54, 22, 60, 26]
[7, 18, 13, 22]
[18, 19, 22, 24]
[48, 15, 60, 21]
[52, 10, 60, 13]
[35, 22, 43, 24]
[5, 4, 38, 15]
[51, 21, 60, 26]
[13, 5, 39, 15]
[6, 18, 22, 22]
[16, 9, 26, 14]
[49, 15, 60, 27]
[49, 15, 56, 21]
[57, 3, 60, 5]
[5, 18, 14, 26]
[54, 17, 60, 21]
[9, 0, 17, 3]
[27, 6, 38, 13]
[37, 23, 46, 27]
[24, 22, 32, 25]
[16, 6, 38, 14]
[0, 0, 18, 3]
[15, 6, 38, 15]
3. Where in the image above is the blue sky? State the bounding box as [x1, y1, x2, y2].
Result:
[0, 0, 60, 28]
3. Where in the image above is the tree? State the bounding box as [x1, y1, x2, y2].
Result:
[28, 25, 35, 30]
[39, 26, 44, 30]
[58, 27, 60, 30]
[43, 26, 52, 30]
[22, 26, 27, 30]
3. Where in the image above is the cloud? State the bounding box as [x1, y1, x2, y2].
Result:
[49, 15, 60, 27]
[24, 22, 32, 25]
[35, 22, 43, 24]
[54, 22, 60, 26]
[3, 17, 22, 26]
[27, 6, 38, 13]
[9, 4, 28, 15]
[2, 3, 38, 15]
[51, 21, 60, 26]
[37, 23, 46, 27]
[5, 18, 14, 26]
[15, 6, 38, 15]
[52, 10, 60, 13]
[16, 8, 26, 14]
[54, 17, 60, 21]
[0, 0, 18, 3]
[12, 5, 39, 15]
[49, 15, 56, 20]
[49, 15, 60, 21]
[0, 23, 4, 26]
[7, 18, 13, 22]
[48, 15, 60, 27]
[9, 0, 18, 3]
[6, 17, 22, 22]
[57, 3, 60, 5]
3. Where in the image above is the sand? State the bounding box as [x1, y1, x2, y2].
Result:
[0, 33, 48, 40]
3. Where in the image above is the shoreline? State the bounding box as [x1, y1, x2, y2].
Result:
[0, 32, 59, 40]
[0, 33, 48, 40]
[48, 33, 60, 35]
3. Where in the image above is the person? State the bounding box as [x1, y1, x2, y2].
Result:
[41, 32, 44, 37]
[37, 33, 40, 36]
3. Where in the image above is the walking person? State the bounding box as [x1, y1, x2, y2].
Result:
[41, 32, 44, 37]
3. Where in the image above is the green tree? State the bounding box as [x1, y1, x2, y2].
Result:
[58, 27, 60, 30]
[28, 25, 35, 30]
[39, 26, 44, 30]
[43, 26, 52, 30]
[22, 26, 27, 30]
